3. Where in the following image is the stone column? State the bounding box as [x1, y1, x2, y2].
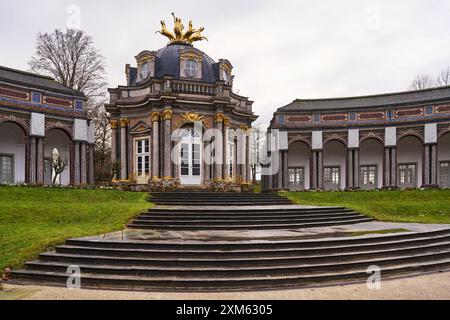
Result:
[151, 112, 160, 180]
[29, 136, 37, 184]
[424, 144, 430, 186]
[246, 134, 251, 183]
[311, 151, 317, 190]
[240, 126, 248, 182]
[204, 141, 211, 181]
[390, 147, 397, 187]
[347, 149, 354, 189]
[110, 120, 118, 180]
[36, 137, 44, 184]
[282, 151, 288, 189]
[214, 113, 224, 180]
[353, 149, 360, 188]
[80, 142, 87, 184]
[162, 109, 173, 179]
[119, 119, 128, 181]
[223, 117, 230, 181]
[317, 150, 324, 189]
[74, 142, 80, 186]
[89, 144, 95, 184]
[431, 144, 438, 186]
[383, 147, 391, 187]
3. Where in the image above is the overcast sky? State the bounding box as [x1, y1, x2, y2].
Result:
[1, 0, 450, 126]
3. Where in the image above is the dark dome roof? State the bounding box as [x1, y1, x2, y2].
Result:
[155, 44, 218, 83]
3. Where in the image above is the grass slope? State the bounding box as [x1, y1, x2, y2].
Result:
[282, 189, 450, 224]
[0, 186, 150, 271]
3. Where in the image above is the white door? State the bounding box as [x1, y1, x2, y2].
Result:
[180, 128, 202, 185]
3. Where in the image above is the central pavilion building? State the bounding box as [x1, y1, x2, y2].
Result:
[106, 16, 257, 186]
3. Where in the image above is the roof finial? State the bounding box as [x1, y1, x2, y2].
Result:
[156, 13, 207, 45]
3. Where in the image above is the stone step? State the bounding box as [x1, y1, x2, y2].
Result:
[36, 241, 450, 268]
[146, 207, 353, 215]
[137, 212, 362, 221]
[12, 258, 450, 291]
[130, 214, 367, 225]
[54, 233, 450, 259]
[151, 201, 293, 206]
[64, 229, 450, 251]
[127, 217, 375, 230]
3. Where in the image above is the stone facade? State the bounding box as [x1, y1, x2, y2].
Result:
[264, 86, 450, 191]
[106, 43, 257, 186]
[0, 66, 93, 185]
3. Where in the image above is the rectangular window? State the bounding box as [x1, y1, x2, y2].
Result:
[0, 155, 14, 184]
[136, 139, 150, 175]
[324, 167, 340, 189]
[288, 167, 304, 188]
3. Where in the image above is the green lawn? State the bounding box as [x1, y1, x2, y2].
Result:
[282, 189, 450, 224]
[0, 186, 151, 271]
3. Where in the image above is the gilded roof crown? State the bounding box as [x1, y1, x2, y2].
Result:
[156, 13, 208, 45]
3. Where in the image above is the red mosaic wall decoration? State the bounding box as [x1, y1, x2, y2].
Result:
[395, 108, 423, 118]
[322, 114, 347, 122]
[436, 105, 450, 114]
[0, 86, 29, 100]
[43, 96, 72, 107]
[358, 111, 385, 120]
[287, 115, 312, 122]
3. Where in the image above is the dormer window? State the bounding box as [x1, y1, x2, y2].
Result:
[222, 70, 228, 84]
[185, 60, 199, 78]
[139, 62, 150, 80]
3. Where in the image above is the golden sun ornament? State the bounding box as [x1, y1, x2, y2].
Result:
[156, 13, 208, 45]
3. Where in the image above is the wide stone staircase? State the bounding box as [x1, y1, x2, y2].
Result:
[10, 192, 450, 291]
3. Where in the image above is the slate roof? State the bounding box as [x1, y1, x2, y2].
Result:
[279, 86, 450, 112]
[154, 44, 218, 83]
[0, 65, 86, 98]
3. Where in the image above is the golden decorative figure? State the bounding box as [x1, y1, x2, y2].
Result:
[223, 117, 230, 126]
[156, 13, 208, 45]
[181, 112, 205, 123]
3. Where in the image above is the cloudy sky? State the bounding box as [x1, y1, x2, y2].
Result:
[1, 0, 449, 126]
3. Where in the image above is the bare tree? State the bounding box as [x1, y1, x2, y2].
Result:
[111, 161, 121, 181]
[87, 101, 112, 180]
[29, 29, 106, 99]
[51, 155, 68, 185]
[409, 74, 435, 90]
[436, 66, 450, 87]
[249, 121, 266, 184]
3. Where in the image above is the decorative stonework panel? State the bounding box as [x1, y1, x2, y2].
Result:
[43, 96, 73, 108]
[74, 118, 88, 141]
[31, 113, 45, 137]
[436, 105, 450, 114]
[312, 131, 323, 150]
[348, 129, 359, 148]
[385, 127, 397, 146]
[424, 123, 437, 144]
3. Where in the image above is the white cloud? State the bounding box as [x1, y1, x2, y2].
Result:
[1, 0, 449, 128]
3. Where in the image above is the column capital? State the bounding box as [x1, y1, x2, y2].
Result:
[151, 111, 160, 123]
[119, 118, 129, 128]
[162, 109, 173, 121]
[110, 120, 119, 129]
[223, 117, 230, 126]
[215, 113, 224, 123]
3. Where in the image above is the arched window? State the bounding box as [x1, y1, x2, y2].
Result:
[185, 60, 198, 78]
